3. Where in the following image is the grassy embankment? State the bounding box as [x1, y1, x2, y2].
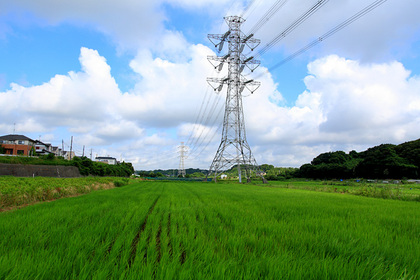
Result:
[0, 155, 71, 165]
[0, 176, 129, 210]
[0, 180, 419, 279]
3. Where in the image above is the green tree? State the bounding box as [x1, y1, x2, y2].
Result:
[395, 139, 420, 177]
[355, 144, 417, 179]
[299, 151, 355, 179]
[190, 172, 205, 178]
[72, 156, 134, 177]
[311, 151, 350, 165]
[260, 164, 275, 172]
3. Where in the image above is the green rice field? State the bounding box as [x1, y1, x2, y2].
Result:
[0, 180, 419, 279]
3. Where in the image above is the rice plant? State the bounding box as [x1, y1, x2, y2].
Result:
[0, 181, 418, 279]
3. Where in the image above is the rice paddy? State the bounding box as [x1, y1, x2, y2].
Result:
[0, 180, 419, 279]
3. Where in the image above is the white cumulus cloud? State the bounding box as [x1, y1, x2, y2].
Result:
[0, 47, 123, 144]
[244, 55, 420, 166]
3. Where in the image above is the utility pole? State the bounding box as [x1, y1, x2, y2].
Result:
[207, 16, 266, 183]
[82, 145, 85, 157]
[70, 136, 73, 160]
[177, 142, 187, 177]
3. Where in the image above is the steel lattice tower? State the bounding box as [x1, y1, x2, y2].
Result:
[177, 142, 187, 177]
[207, 16, 266, 183]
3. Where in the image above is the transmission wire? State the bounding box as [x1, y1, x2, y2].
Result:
[184, 85, 212, 147]
[190, 106, 225, 159]
[240, 0, 258, 18]
[247, 0, 289, 35]
[187, 91, 223, 154]
[256, 0, 330, 57]
[256, 0, 389, 77]
[188, 100, 224, 157]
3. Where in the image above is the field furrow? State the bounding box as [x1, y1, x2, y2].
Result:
[167, 211, 173, 260]
[128, 195, 160, 268]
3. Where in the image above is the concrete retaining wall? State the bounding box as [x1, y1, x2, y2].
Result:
[0, 163, 80, 177]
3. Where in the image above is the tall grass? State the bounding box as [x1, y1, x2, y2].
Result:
[0, 181, 419, 279]
[0, 176, 129, 209]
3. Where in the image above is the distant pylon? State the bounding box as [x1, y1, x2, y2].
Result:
[178, 142, 187, 177]
[206, 16, 266, 183]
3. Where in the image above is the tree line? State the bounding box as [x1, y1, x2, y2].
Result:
[297, 139, 420, 179]
[72, 156, 134, 177]
[136, 168, 208, 178]
[133, 138, 420, 180]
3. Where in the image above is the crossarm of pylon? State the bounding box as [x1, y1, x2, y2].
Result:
[243, 80, 261, 94]
[207, 55, 230, 71]
[242, 56, 261, 72]
[207, 77, 229, 92]
[243, 37, 260, 51]
[208, 31, 231, 51]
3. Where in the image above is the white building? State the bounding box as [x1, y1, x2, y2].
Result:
[95, 156, 117, 165]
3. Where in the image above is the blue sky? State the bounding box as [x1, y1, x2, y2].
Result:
[1, 0, 420, 170]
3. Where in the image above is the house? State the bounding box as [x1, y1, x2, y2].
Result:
[95, 156, 117, 165]
[220, 174, 227, 179]
[1, 134, 70, 158]
[62, 151, 75, 160]
[35, 140, 53, 155]
[0, 134, 36, 156]
[51, 146, 62, 157]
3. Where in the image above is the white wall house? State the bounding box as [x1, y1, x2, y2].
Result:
[35, 140, 53, 155]
[95, 156, 117, 165]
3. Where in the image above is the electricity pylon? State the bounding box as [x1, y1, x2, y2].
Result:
[177, 142, 187, 177]
[207, 16, 266, 183]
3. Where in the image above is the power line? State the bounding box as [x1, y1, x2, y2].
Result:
[242, 0, 263, 20]
[188, 102, 224, 158]
[191, 117, 224, 160]
[246, 0, 289, 35]
[186, 69, 224, 149]
[184, 66, 225, 152]
[184, 85, 212, 147]
[186, 88, 223, 152]
[258, 0, 388, 76]
[240, 0, 258, 18]
[256, 0, 330, 57]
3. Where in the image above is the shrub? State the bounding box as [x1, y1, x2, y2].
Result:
[114, 178, 129, 187]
